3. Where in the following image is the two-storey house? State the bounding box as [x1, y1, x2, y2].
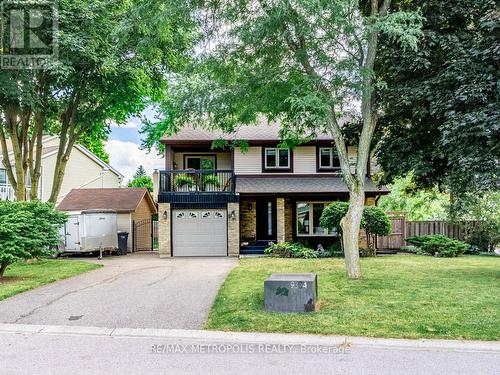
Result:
[155, 122, 388, 257]
[0, 136, 123, 203]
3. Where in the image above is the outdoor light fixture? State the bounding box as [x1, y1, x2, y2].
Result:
[248, 202, 253, 210]
[163, 210, 168, 219]
[230, 210, 236, 220]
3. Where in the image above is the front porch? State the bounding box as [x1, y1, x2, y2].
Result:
[239, 196, 378, 254]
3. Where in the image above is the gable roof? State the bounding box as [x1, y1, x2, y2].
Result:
[1, 136, 123, 179]
[57, 188, 157, 213]
[160, 119, 352, 145]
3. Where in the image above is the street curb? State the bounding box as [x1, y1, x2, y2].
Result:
[0, 323, 499, 353]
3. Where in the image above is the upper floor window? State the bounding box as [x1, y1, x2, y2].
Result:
[264, 148, 290, 169]
[318, 147, 340, 170]
[0, 169, 6, 185]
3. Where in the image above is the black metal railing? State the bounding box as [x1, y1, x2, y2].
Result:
[159, 170, 235, 194]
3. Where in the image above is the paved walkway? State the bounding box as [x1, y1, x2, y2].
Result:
[1, 324, 499, 375]
[0, 253, 237, 329]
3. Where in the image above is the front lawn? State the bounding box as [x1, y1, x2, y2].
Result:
[0, 259, 102, 301]
[206, 256, 500, 340]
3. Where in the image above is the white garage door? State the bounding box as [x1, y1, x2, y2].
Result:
[172, 209, 227, 256]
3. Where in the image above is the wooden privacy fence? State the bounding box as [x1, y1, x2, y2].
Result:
[376, 212, 477, 250]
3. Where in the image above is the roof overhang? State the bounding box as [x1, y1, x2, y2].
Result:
[235, 176, 389, 195]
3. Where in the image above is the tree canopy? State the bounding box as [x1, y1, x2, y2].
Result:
[375, 0, 499, 212]
[144, 0, 422, 278]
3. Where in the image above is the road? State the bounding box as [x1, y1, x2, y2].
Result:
[1, 324, 498, 375]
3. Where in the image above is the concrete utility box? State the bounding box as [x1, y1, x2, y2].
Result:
[264, 273, 318, 313]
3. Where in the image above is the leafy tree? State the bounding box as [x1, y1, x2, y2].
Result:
[128, 175, 153, 192]
[375, 0, 499, 212]
[78, 126, 111, 164]
[148, 0, 422, 278]
[462, 192, 500, 252]
[0, 201, 67, 277]
[1, 0, 193, 202]
[320, 202, 391, 251]
[133, 165, 147, 180]
[378, 174, 449, 220]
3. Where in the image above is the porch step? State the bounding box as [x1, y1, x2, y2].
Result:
[240, 246, 267, 255]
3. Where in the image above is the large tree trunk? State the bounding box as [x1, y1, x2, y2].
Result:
[341, 185, 365, 279]
[0, 261, 9, 278]
[48, 128, 77, 203]
[28, 112, 45, 200]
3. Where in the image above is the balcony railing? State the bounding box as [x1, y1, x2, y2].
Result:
[159, 170, 235, 194]
[0, 185, 31, 201]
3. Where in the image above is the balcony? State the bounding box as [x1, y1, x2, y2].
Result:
[0, 185, 31, 201]
[158, 170, 238, 206]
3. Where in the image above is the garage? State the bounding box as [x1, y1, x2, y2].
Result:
[172, 209, 227, 256]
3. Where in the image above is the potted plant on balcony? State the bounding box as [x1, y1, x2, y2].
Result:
[174, 174, 195, 191]
[202, 174, 221, 192]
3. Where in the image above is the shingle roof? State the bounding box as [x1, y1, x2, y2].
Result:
[57, 188, 157, 213]
[161, 121, 339, 144]
[235, 177, 388, 194]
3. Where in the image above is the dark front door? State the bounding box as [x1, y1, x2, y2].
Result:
[256, 199, 276, 241]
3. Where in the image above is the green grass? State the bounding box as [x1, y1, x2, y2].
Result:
[206, 256, 500, 340]
[0, 259, 102, 301]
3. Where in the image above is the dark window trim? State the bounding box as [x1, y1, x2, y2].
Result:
[316, 146, 341, 173]
[261, 147, 293, 173]
[182, 154, 218, 170]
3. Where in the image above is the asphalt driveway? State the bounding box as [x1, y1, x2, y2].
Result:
[0, 253, 237, 329]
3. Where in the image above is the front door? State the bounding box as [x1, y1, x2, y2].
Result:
[256, 199, 276, 241]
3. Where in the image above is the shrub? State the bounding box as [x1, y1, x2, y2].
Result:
[202, 174, 221, 190]
[0, 201, 67, 277]
[320, 202, 391, 252]
[406, 235, 468, 257]
[265, 242, 317, 259]
[466, 222, 500, 253]
[174, 174, 194, 189]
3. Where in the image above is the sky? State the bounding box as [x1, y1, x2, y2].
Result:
[104, 107, 164, 183]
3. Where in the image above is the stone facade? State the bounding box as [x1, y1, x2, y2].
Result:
[158, 202, 171, 258]
[240, 199, 256, 242]
[227, 202, 240, 256]
[276, 197, 286, 243]
[284, 199, 293, 242]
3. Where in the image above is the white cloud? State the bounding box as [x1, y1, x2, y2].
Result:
[105, 140, 164, 183]
[107, 117, 141, 129]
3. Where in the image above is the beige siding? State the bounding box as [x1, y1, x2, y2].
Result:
[293, 146, 316, 174]
[41, 147, 121, 203]
[117, 213, 132, 251]
[173, 151, 231, 170]
[234, 147, 261, 175]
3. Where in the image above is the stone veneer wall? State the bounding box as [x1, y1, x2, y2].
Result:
[158, 202, 171, 258]
[240, 199, 256, 242]
[276, 198, 286, 243]
[284, 199, 293, 242]
[227, 202, 240, 256]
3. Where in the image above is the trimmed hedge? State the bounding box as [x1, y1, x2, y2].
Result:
[406, 235, 468, 257]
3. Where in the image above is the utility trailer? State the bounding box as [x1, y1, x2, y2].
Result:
[61, 209, 118, 254]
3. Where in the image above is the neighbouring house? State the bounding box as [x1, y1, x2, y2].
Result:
[58, 188, 157, 252]
[153, 122, 389, 257]
[0, 136, 123, 203]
